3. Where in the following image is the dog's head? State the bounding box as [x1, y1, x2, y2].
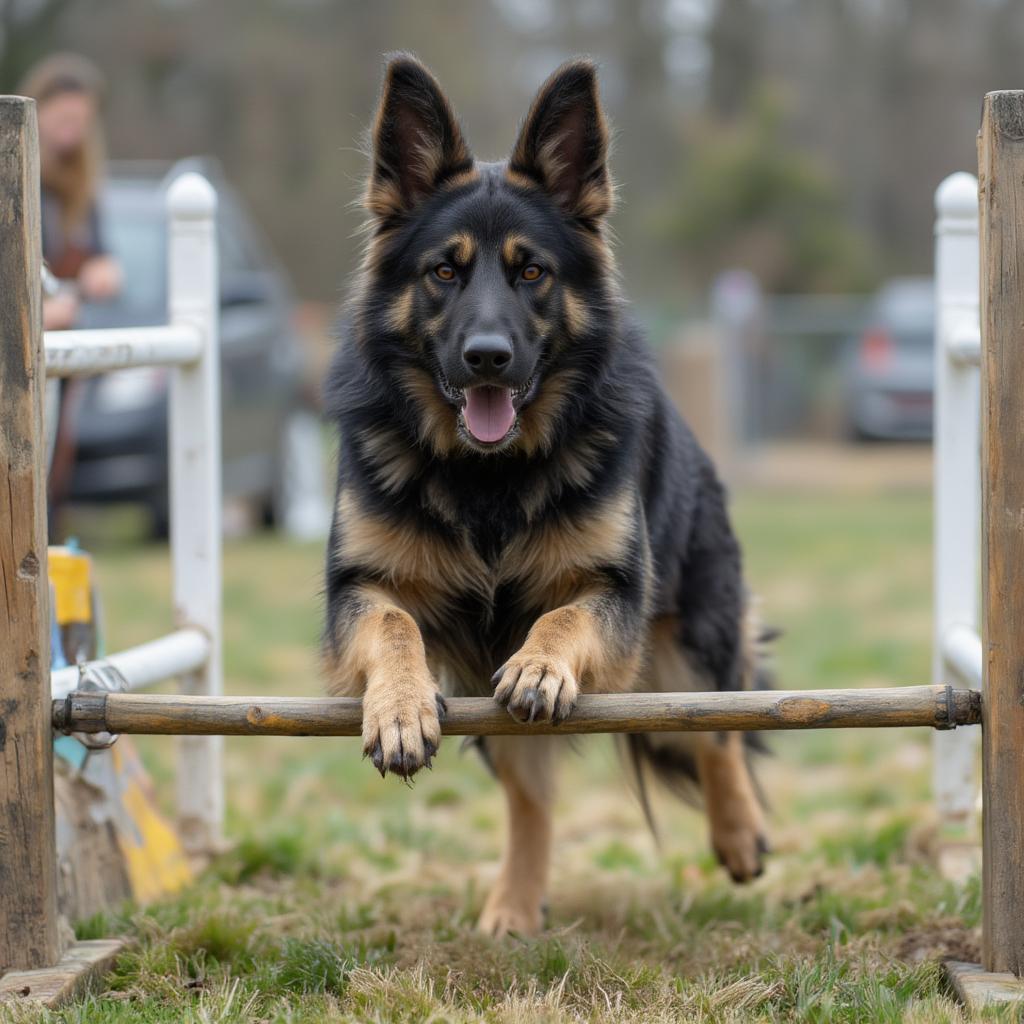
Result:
[356, 55, 616, 457]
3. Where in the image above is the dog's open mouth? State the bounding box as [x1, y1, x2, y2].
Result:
[439, 373, 536, 446]
[462, 386, 517, 444]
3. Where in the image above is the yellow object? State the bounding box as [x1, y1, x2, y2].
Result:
[109, 742, 193, 902]
[48, 546, 93, 625]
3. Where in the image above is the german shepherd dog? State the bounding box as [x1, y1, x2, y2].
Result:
[323, 55, 770, 936]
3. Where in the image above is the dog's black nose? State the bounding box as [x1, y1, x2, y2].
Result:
[463, 334, 512, 375]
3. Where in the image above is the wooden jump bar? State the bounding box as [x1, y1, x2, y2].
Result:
[53, 684, 980, 738]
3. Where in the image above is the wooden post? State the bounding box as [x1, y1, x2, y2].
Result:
[0, 96, 61, 971]
[979, 90, 1024, 978]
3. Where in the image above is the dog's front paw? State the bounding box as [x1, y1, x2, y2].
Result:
[362, 674, 446, 779]
[492, 654, 578, 723]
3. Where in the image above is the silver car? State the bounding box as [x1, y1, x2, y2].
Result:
[844, 278, 935, 442]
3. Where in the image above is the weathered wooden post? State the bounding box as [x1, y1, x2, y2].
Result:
[979, 90, 1024, 979]
[0, 96, 61, 971]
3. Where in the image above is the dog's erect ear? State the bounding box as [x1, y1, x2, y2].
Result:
[366, 54, 473, 221]
[509, 59, 612, 223]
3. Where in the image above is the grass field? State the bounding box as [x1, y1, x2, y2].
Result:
[8, 489, 1008, 1023]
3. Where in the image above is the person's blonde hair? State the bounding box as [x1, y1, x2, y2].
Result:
[19, 53, 106, 232]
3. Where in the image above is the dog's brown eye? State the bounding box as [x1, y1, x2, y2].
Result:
[434, 263, 456, 282]
[521, 264, 544, 282]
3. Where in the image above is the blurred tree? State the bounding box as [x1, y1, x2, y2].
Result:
[746, 0, 1008, 278]
[0, 0, 77, 91]
[25, 0, 1024, 302]
[706, 0, 760, 118]
[663, 91, 876, 294]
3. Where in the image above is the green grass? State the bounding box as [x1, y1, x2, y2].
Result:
[6, 488, 1006, 1022]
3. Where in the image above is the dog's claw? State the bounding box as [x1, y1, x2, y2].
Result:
[370, 738, 386, 778]
[386, 736, 406, 777]
[551, 698, 576, 724]
[494, 659, 578, 725]
[527, 694, 541, 722]
[362, 687, 443, 780]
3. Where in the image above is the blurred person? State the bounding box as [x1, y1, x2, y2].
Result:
[21, 53, 122, 535]
[42, 289, 79, 330]
[22, 53, 121, 298]
[41, 264, 79, 330]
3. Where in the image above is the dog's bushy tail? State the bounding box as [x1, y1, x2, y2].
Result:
[619, 622, 777, 838]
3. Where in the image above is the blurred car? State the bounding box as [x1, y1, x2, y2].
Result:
[843, 277, 935, 442]
[65, 158, 323, 536]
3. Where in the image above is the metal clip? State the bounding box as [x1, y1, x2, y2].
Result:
[71, 660, 129, 750]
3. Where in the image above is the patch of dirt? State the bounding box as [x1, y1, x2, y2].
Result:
[893, 919, 980, 964]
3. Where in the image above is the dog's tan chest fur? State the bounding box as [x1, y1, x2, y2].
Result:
[335, 486, 636, 625]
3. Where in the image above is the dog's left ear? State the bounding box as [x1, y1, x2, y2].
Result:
[509, 59, 612, 224]
[366, 54, 474, 222]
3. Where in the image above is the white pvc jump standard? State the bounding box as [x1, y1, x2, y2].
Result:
[165, 173, 224, 857]
[38, 173, 225, 858]
[931, 172, 983, 833]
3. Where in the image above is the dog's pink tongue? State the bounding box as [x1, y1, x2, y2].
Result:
[463, 386, 516, 443]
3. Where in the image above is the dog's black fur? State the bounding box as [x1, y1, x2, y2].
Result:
[322, 55, 770, 929]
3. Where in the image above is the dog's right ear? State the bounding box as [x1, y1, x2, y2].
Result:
[365, 54, 473, 223]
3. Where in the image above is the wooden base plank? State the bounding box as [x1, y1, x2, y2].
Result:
[946, 960, 1024, 1010]
[0, 939, 125, 1008]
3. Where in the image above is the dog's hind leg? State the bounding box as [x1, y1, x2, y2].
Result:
[694, 729, 767, 881]
[477, 735, 556, 937]
[629, 616, 768, 882]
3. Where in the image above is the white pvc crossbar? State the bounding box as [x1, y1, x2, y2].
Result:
[44, 325, 203, 377]
[51, 628, 211, 702]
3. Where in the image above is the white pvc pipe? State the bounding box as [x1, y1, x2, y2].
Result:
[932, 171, 982, 825]
[51, 628, 211, 701]
[44, 324, 203, 377]
[166, 171, 224, 853]
[943, 624, 984, 689]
